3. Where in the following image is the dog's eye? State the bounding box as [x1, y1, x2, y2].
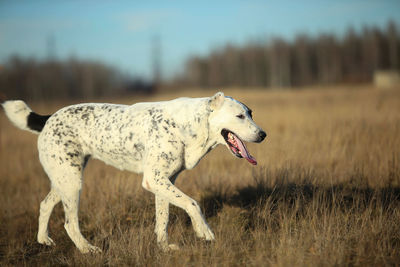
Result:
[236, 114, 245, 119]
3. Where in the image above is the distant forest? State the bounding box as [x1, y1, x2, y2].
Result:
[0, 21, 399, 100]
[180, 21, 399, 88]
[0, 57, 155, 101]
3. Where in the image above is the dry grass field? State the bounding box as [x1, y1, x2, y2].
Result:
[0, 85, 399, 266]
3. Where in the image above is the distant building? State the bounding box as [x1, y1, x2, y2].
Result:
[374, 70, 400, 89]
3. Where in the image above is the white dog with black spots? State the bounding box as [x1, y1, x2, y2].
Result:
[2, 92, 266, 253]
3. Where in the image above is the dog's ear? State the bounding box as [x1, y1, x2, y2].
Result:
[209, 92, 225, 111]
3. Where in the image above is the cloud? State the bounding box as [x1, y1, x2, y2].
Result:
[116, 9, 177, 33]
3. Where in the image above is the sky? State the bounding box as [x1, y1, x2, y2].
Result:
[0, 0, 399, 80]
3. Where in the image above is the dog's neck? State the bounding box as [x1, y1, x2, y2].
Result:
[177, 98, 220, 170]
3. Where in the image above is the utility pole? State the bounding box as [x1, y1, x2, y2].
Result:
[46, 33, 56, 61]
[151, 34, 162, 86]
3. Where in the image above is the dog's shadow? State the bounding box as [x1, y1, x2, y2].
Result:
[199, 176, 400, 222]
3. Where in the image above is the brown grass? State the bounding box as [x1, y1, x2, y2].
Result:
[1, 85, 400, 266]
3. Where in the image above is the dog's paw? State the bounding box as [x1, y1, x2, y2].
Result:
[193, 222, 215, 241]
[38, 236, 56, 246]
[80, 244, 102, 254]
[201, 227, 215, 241]
[158, 241, 180, 252]
[88, 245, 102, 254]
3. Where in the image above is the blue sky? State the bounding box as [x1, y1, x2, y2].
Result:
[0, 0, 399, 79]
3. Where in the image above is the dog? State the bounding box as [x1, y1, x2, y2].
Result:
[2, 92, 266, 253]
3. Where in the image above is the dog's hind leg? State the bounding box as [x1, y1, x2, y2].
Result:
[59, 183, 101, 254]
[37, 188, 61, 246]
[39, 142, 100, 253]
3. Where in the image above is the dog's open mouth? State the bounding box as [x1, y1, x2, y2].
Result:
[221, 129, 257, 165]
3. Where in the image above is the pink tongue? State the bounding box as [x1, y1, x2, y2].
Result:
[233, 134, 257, 165]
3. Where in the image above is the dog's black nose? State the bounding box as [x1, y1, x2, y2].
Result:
[258, 131, 267, 141]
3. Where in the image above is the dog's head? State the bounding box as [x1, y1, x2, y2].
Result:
[208, 92, 266, 165]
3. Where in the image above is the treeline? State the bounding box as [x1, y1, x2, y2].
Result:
[1, 21, 399, 101]
[180, 21, 399, 88]
[0, 57, 154, 101]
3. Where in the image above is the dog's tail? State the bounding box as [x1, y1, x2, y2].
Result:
[1, 100, 51, 134]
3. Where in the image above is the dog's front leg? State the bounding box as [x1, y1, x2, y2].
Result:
[142, 166, 215, 248]
[154, 171, 182, 251]
[155, 196, 179, 251]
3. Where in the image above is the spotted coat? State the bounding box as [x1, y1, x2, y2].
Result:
[2, 92, 266, 253]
